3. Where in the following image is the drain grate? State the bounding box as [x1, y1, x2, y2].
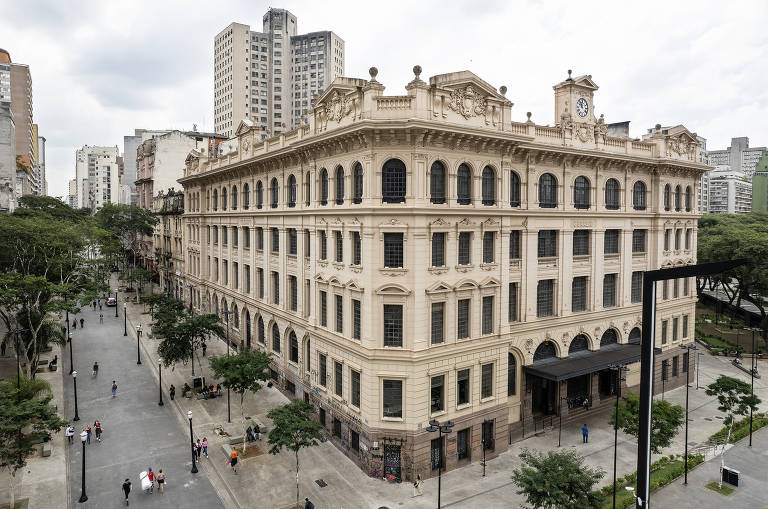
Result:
[315, 479, 328, 487]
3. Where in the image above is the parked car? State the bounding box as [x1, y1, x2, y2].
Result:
[106, 297, 117, 307]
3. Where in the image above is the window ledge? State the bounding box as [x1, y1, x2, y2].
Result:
[379, 267, 407, 276]
[480, 396, 494, 404]
[455, 264, 474, 273]
[604, 253, 620, 259]
[428, 266, 449, 275]
[430, 410, 446, 419]
[480, 262, 498, 271]
[333, 262, 345, 270]
[382, 416, 404, 422]
[456, 403, 471, 411]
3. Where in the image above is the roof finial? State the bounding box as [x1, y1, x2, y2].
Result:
[499, 85, 507, 96]
[369, 67, 378, 82]
[413, 65, 422, 81]
[567, 69, 573, 81]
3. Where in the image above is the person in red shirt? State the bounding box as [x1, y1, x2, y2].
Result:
[147, 467, 154, 493]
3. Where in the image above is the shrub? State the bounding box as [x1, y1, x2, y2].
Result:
[708, 413, 768, 444]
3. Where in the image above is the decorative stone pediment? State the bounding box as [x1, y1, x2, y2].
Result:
[234, 119, 255, 137]
[479, 277, 500, 288]
[425, 281, 453, 294]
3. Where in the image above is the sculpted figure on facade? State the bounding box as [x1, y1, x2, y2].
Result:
[448, 85, 488, 119]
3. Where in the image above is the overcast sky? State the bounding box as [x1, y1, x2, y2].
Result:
[3, 0, 767, 199]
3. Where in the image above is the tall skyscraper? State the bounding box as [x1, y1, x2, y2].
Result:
[74, 145, 119, 210]
[0, 49, 14, 211]
[214, 8, 344, 138]
[707, 137, 767, 176]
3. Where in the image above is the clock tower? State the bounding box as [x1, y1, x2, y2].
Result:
[554, 70, 599, 126]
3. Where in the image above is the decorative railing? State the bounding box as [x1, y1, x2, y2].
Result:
[534, 126, 563, 139]
[375, 96, 413, 110]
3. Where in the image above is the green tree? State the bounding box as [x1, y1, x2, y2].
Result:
[209, 348, 271, 454]
[267, 400, 323, 509]
[706, 375, 761, 486]
[511, 448, 605, 509]
[158, 313, 223, 377]
[0, 376, 67, 509]
[610, 392, 685, 454]
[94, 203, 157, 267]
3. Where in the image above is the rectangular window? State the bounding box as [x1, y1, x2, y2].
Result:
[631, 271, 643, 303]
[383, 304, 403, 347]
[272, 271, 279, 305]
[508, 352, 516, 396]
[482, 296, 494, 335]
[288, 228, 297, 255]
[233, 262, 239, 289]
[661, 359, 668, 380]
[682, 352, 689, 373]
[664, 229, 670, 251]
[675, 229, 681, 250]
[672, 355, 679, 377]
[223, 261, 228, 284]
[673, 279, 679, 298]
[271, 227, 279, 253]
[573, 229, 590, 256]
[382, 379, 402, 418]
[319, 231, 327, 260]
[335, 294, 343, 333]
[482, 231, 495, 263]
[319, 354, 327, 386]
[383, 233, 404, 268]
[458, 232, 471, 265]
[256, 227, 263, 250]
[481, 363, 493, 399]
[661, 320, 668, 344]
[537, 279, 554, 317]
[632, 229, 646, 253]
[663, 280, 669, 299]
[673, 317, 679, 341]
[572, 276, 587, 312]
[257, 268, 264, 298]
[684, 277, 689, 296]
[457, 369, 470, 405]
[538, 230, 557, 257]
[222, 227, 228, 246]
[334, 361, 343, 397]
[508, 283, 518, 322]
[509, 230, 521, 259]
[457, 299, 470, 339]
[682, 315, 689, 338]
[685, 228, 691, 250]
[351, 369, 360, 407]
[233, 227, 238, 247]
[352, 299, 361, 340]
[244, 227, 250, 248]
[334, 231, 343, 262]
[604, 229, 620, 254]
[457, 429, 469, 460]
[431, 302, 444, 344]
[352, 231, 361, 265]
[432, 232, 446, 267]
[426, 374, 445, 417]
[289, 276, 297, 311]
[320, 291, 327, 326]
[304, 230, 311, 258]
[603, 274, 617, 308]
[245, 265, 251, 293]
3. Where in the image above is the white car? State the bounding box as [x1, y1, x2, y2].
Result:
[106, 297, 117, 307]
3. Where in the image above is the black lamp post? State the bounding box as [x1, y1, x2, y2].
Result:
[189, 284, 196, 312]
[136, 325, 143, 365]
[680, 343, 697, 484]
[426, 418, 454, 509]
[78, 430, 88, 503]
[114, 289, 119, 317]
[696, 349, 702, 390]
[158, 358, 164, 406]
[66, 310, 74, 374]
[72, 370, 80, 421]
[188, 411, 198, 474]
[123, 303, 127, 336]
[609, 363, 629, 509]
[745, 327, 758, 446]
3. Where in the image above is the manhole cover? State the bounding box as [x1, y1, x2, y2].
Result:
[315, 479, 327, 487]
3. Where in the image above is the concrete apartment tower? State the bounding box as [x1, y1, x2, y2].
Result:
[0, 49, 15, 211]
[214, 8, 344, 138]
[707, 136, 767, 176]
[74, 145, 120, 210]
[123, 129, 172, 205]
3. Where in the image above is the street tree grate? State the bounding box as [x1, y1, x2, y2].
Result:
[314, 479, 327, 487]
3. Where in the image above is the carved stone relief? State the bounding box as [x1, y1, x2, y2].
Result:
[447, 86, 488, 119]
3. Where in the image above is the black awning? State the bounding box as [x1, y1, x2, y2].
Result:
[523, 343, 652, 382]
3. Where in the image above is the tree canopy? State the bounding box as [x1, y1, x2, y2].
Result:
[94, 203, 157, 267]
[610, 392, 685, 454]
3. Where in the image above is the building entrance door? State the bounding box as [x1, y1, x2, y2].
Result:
[598, 369, 617, 397]
[531, 376, 556, 415]
[383, 444, 401, 479]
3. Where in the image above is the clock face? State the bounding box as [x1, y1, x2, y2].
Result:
[576, 98, 589, 117]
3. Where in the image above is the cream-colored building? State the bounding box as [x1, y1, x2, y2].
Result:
[179, 67, 704, 481]
[152, 188, 185, 299]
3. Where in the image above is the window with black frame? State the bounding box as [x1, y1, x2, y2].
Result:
[632, 181, 646, 210]
[457, 164, 472, 205]
[482, 166, 495, 205]
[510, 171, 521, 207]
[458, 232, 471, 265]
[573, 176, 590, 209]
[430, 161, 446, 204]
[383, 304, 403, 347]
[381, 159, 406, 203]
[287, 174, 297, 207]
[383, 233, 403, 268]
[335, 166, 344, 205]
[353, 163, 363, 204]
[539, 173, 557, 208]
[605, 178, 620, 210]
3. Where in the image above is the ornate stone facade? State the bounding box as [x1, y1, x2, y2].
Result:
[178, 67, 705, 481]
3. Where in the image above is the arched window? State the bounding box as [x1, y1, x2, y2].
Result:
[206, 190, 210, 211]
[212, 189, 218, 211]
[600, 329, 618, 347]
[305, 172, 311, 206]
[663, 184, 671, 211]
[353, 163, 363, 204]
[256, 181, 263, 209]
[569, 334, 589, 354]
[457, 163, 472, 205]
[605, 179, 620, 210]
[628, 327, 641, 344]
[429, 161, 446, 204]
[271, 323, 281, 353]
[232, 186, 238, 210]
[243, 183, 250, 210]
[214, 295, 219, 315]
[289, 331, 298, 363]
[233, 304, 239, 328]
[533, 341, 557, 363]
[482, 166, 496, 205]
[305, 338, 311, 372]
[335, 166, 344, 205]
[257, 316, 265, 344]
[222, 187, 228, 211]
[539, 173, 557, 208]
[320, 168, 328, 205]
[674, 185, 681, 211]
[510, 171, 521, 207]
[271, 178, 279, 208]
[633, 181, 646, 210]
[245, 311, 251, 348]
[574, 176, 590, 209]
[507, 352, 517, 396]
[381, 159, 406, 203]
[287, 174, 297, 207]
[685, 186, 691, 212]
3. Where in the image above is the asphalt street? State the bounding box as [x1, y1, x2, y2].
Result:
[62, 302, 224, 508]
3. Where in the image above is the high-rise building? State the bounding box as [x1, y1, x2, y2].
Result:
[708, 168, 752, 214]
[214, 8, 344, 138]
[123, 129, 172, 205]
[36, 130, 46, 196]
[707, 137, 766, 176]
[0, 49, 14, 211]
[74, 145, 119, 210]
[67, 178, 77, 208]
[751, 152, 768, 213]
[180, 68, 703, 480]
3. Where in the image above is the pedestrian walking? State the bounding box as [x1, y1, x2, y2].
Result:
[122, 478, 132, 506]
[229, 449, 238, 474]
[305, 498, 315, 509]
[92, 300, 96, 310]
[112, 380, 118, 398]
[202, 437, 208, 457]
[412, 474, 423, 497]
[99, 302, 103, 311]
[156, 469, 165, 493]
[92, 361, 99, 377]
[99, 313, 103, 323]
[196, 439, 202, 459]
[216, 384, 222, 396]
[94, 421, 103, 442]
[85, 425, 92, 444]
[1, 340, 6, 356]
[79, 318, 84, 328]
[65, 425, 74, 443]
[582, 423, 589, 444]
[169, 384, 175, 401]
[201, 342, 207, 356]
[72, 319, 77, 329]
[146, 467, 155, 493]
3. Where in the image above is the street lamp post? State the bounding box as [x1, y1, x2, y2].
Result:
[123, 303, 127, 336]
[136, 325, 143, 365]
[745, 327, 758, 446]
[158, 358, 164, 406]
[114, 289, 119, 317]
[66, 310, 74, 374]
[188, 411, 198, 474]
[426, 418, 454, 509]
[696, 350, 702, 390]
[188, 284, 196, 313]
[609, 363, 629, 509]
[72, 371, 80, 421]
[680, 343, 697, 484]
[78, 430, 88, 503]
